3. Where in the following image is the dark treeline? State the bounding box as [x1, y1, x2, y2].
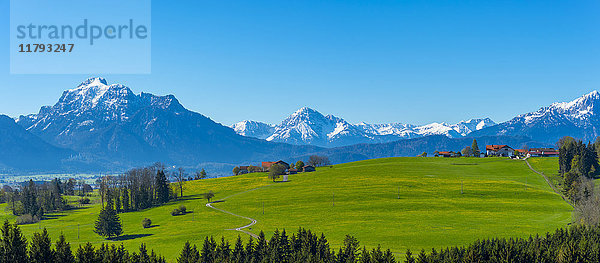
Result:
[0, 220, 165, 263]
[177, 228, 396, 263]
[405, 225, 600, 263]
[557, 136, 600, 225]
[0, 178, 90, 224]
[558, 136, 599, 201]
[97, 163, 175, 213]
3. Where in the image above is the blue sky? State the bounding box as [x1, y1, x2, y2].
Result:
[1, 0, 600, 126]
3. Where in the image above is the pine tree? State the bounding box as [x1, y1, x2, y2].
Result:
[1, 221, 28, 263]
[417, 249, 428, 263]
[232, 236, 245, 262]
[254, 231, 268, 262]
[138, 243, 150, 263]
[76, 243, 95, 263]
[55, 234, 75, 263]
[405, 249, 415, 263]
[201, 236, 217, 263]
[178, 241, 199, 263]
[155, 170, 170, 204]
[472, 139, 480, 156]
[29, 228, 54, 263]
[122, 188, 130, 212]
[93, 199, 123, 238]
[337, 235, 360, 263]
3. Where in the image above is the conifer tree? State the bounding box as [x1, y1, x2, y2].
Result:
[178, 241, 199, 263]
[55, 234, 75, 263]
[254, 231, 268, 262]
[337, 235, 360, 263]
[93, 199, 123, 238]
[1, 220, 28, 263]
[232, 235, 245, 262]
[122, 188, 130, 212]
[75, 243, 95, 263]
[155, 170, 170, 204]
[404, 249, 415, 263]
[472, 139, 480, 156]
[29, 228, 54, 263]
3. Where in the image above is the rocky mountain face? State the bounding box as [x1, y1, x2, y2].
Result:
[471, 91, 600, 144]
[15, 78, 321, 171]
[233, 107, 497, 147]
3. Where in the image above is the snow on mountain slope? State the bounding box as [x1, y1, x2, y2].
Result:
[231, 120, 275, 140]
[471, 90, 600, 143]
[264, 107, 370, 147]
[16, 77, 285, 166]
[233, 107, 496, 147]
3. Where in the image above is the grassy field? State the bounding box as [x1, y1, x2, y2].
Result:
[527, 157, 563, 191]
[0, 157, 572, 261]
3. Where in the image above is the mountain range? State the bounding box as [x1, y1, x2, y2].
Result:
[12, 78, 322, 173]
[233, 107, 496, 147]
[470, 91, 600, 144]
[1, 77, 599, 175]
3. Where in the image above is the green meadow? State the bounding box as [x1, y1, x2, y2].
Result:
[0, 157, 572, 261]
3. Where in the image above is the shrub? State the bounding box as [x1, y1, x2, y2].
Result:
[142, 218, 152, 228]
[16, 214, 40, 225]
[172, 205, 187, 216]
[78, 198, 91, 204]
[171, 209, 180, 216]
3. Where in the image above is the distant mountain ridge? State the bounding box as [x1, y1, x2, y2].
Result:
[0, 115, 74, 171]
[2, 77, 599, 175]
[471, 90, 600, 144]
[232, 107, 497, 147]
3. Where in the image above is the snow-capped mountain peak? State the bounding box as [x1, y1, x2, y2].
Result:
[233, 107, 496, 147]
[471, 90, 600, 143]
[231, 120, 275, 140]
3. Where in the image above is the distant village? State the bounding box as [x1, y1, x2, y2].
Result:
[433, 145, 559, 158]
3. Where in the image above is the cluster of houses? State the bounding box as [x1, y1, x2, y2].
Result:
[236, 160, 316, 175]
[435, 145, 559, 158]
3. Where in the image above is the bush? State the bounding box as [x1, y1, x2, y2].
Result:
[171, 205, 187, 216]
[142, 218, 152, 228]
[16, 214, 40, 225]
[171, 208, 182, 216]
[171, 209, 180, 216]
[78, 198, 90, 204]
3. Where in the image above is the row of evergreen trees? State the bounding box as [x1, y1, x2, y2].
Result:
[0, 220, 165, 263]
[405, 225, 600, 263]
[177, 225, 600, 263]
[2, 179, 72, 220]
[4, 221, 600, 263]
[97, 164, 174, 213]
[558, 136, 600, 201]
[177, 228, 396, 263]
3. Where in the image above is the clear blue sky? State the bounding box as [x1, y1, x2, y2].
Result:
[1, 0, 599, 126]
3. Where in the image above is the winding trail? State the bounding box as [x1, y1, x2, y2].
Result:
[523, 158, 574, 208]
[205, 185, 273, 239]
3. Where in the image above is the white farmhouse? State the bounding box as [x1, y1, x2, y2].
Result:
[486, 145, 514, 157]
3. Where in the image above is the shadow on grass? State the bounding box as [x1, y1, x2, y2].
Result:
[110, 234, 153, 241]
[65, 206, 91, 211]
[146, 225, 160, 228]
[43, 214, 68, 220]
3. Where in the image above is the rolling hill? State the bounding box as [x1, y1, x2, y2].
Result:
[0, 157, 571, 260]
